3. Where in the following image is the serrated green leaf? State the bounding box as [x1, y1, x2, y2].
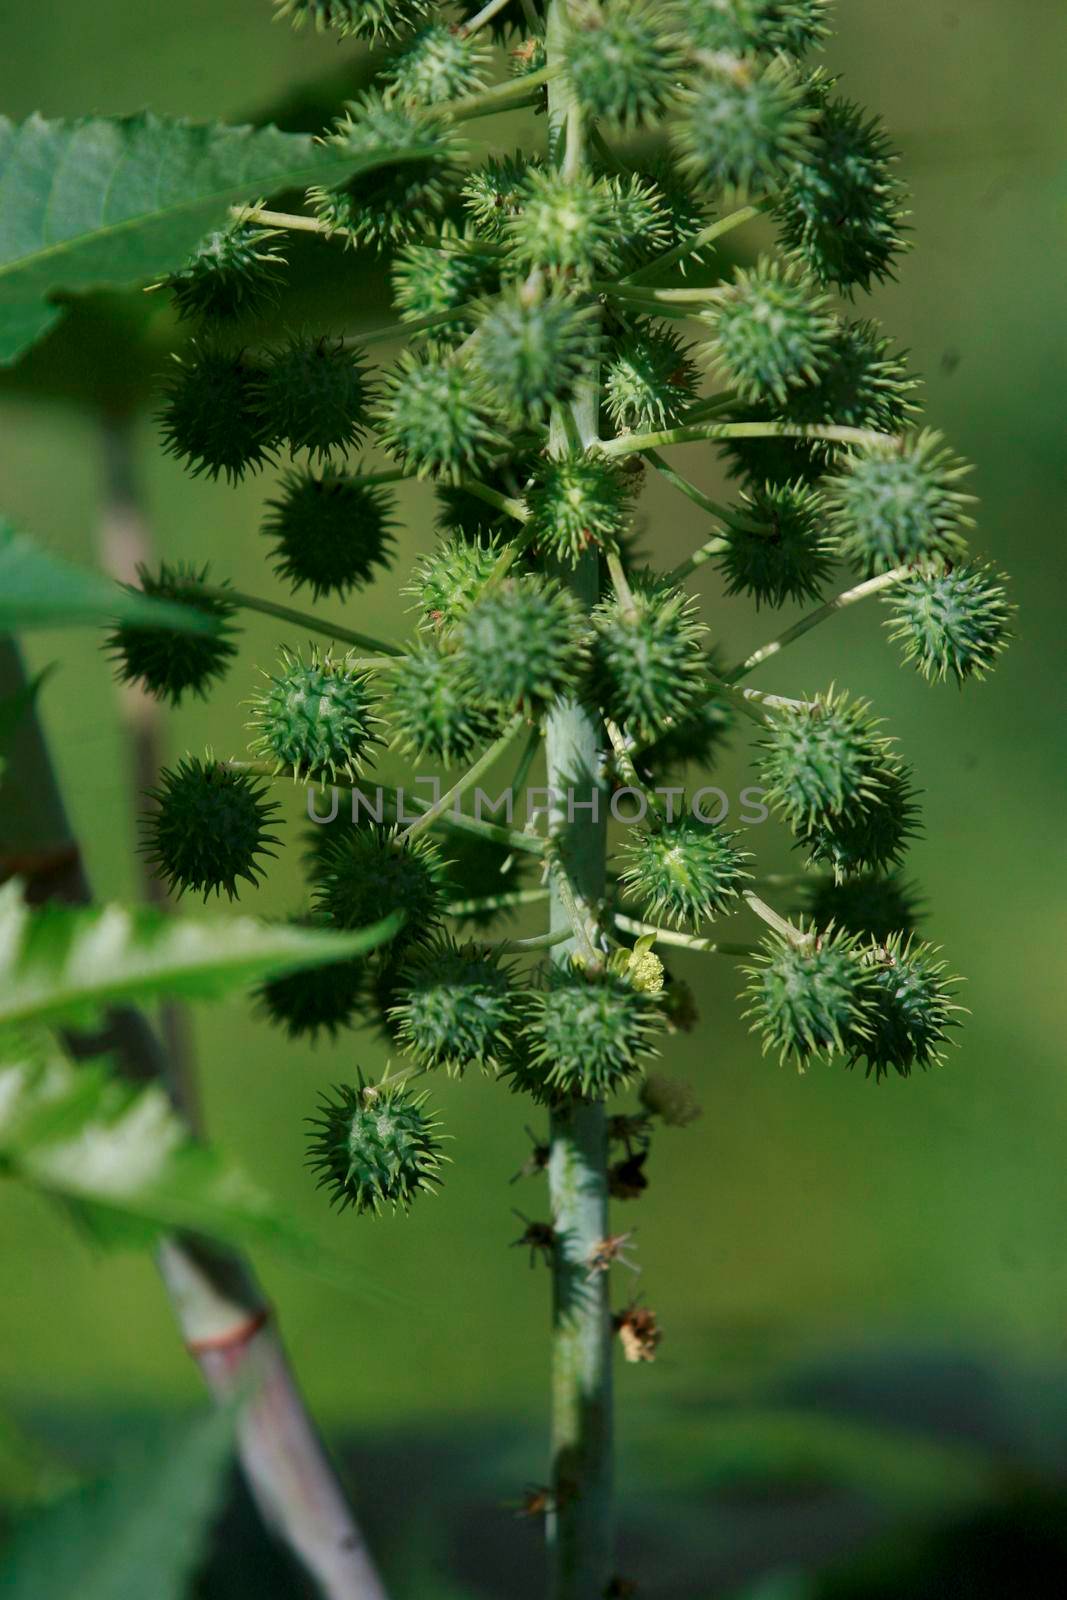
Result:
[0, 878, 402, 1034]
[0, 1408, 235, 1600]
[0, 112, 440, 364]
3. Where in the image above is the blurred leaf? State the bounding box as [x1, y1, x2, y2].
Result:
[0, 878, 401, 1034]
[0, 1408, 234, 1599]
[0, 111, 440, 364]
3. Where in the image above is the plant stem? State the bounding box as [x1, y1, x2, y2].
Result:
[598, 421, 897, 459]
[644, 449, 734, 521]
[201, 585, 404, 657]
[743, 890, 811, 947]
[665, 535, 729, 584]
[613, 914, 756, 957]
[459, 477, 530, 523]
[445, 64, 559, 124]
[621, 203, 765, 285]
[460, 0, 515, 34]
[493, 925, 575, 954]
[729, 568, 910, 680]
[447, 887, 550, 917]
[397, 713, 526, 842]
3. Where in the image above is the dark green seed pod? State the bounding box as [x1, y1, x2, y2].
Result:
[742, 924, 874, 1068]
[274, 0, 430, 40]
[470, 285, 597, 423]
[391, 937, 518, 1076]
[164, 219, 286, 323]
[382, 23, 491, 105]
[592, 576, 708, 742]
[143, 755, 281, 902]
[527, 965, 661, 1098]
[604, 323, 698, 433]
[306, 1074, 443, 1216]
[314, 825, 447, 956]
[442, 832, 530, 932]
[498, 1035, 564, 1108]
[756, 689, 895, 830]
[404, 532, 506, 633]
[564, 1, 686, 129]
[639, 689, 735, 776]
[107, 561, 237, 707]
[158, 342, 272, 483]
[794, 763, 922, 879]
[310, 94, 461, 249]
[602, 173, 673, 271]
[850, 935, 962, 1080]
[262, 470, 396, 601]
[619, 813, 751, 929]
[634, 158, 711, 271]
[718, 481, 835, 608]
[256, 917, 365, 1041]
[798, 872, 924, 943]
[458, 577, 586, 715]
[702, 256, 833, 405]
[248, 646, 380, 784]
[678, 0, 830, 56]
[255, 336, 373, 461]
[391, 229, 498, 332]
[374, 351, 503, 482]
[885, 562, 1013, 685]
[826, 431, 975, 575]
[674, 53, 812, 197]
[387, 643, 502, 766]
[526, 454, 631, 566]
[506, 168, 616, 276]
[462, 152, 543, 242]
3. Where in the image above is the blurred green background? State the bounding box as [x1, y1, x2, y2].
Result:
[1, 2, 1066, 1594]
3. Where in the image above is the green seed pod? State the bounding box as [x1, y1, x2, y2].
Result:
[506, 168, 616, 276]
[470, 285, 598, 423]
[592, 576, 708, 742]
[619, 813, 751, 929]
[794, 762, 922, 879]
[262, 470, 396, 601]
[374, 351, 504, 482]
[604, 323, 698, 433]
[674, 52, 812, 197]
[701, 257, 833, 405]
[158, 342, 272, 483]
[718, 481, 835, 608]
[498, 1036, 564, 1108]
[462, 152, 543, 242]
[255, 335, 373, 461]
[404, 532, 506, 633]
[639, 688, 735, 776]
[391, 937, 518, 1076]
[602, 173, 674, 271]
[314, 825, 447, 956]
[850, 935, 962, 1079]
[248, 646, 380, 784]
[274, 0, 430, 40]
[382, 23, 491, 105]
[164, 219, 286, 323]
[885, 562, 1013, 685]
[798, 871, 923, 943]
[391, 228, 499, 332]
[527, 965, 661, 1098]
[386, 643, 502, 766]
[107, 561, 238, 707]
[742, 925, 874, 1068]
[526, 454, 631, 566]
[256, 917, 365, 1041]
[826, 431, 975, 575]
[756, 689, 895, 830]
[310, 94, 461, 249]
[564, 1, 686, 129]
[143, 754, 281, 901]
[678, 0, 830, 56]
[458, 577, 586, 715]
[634, 157, 711, 271]
[306, 1074, 444, 1216]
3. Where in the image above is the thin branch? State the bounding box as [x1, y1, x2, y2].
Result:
[398, 713, 526, 842]
[598, 422, 898, 460]
[730, 568, 910, 680]
[743, 890, 811, 948]
[491, 925, 575, 954]
[444, 64, 559, 124]
[621, 203, 766, 285]
[459, 477, 530, 524]
[459, 0, 514, 34]
[644, 449, 733, 521]
[447, 887, 550, 917]
[200, 585, 404, 657]
[614, 913, 756, 957]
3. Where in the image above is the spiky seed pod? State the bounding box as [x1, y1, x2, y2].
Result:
[470, 286, 597, 423]
[307, 1074, 443, 1216]
[442, 833, 530, 931]
[143, 755, 281, 901]
[462, 152, 543, 242]
[254, 336, 373, 461]
[678, 0, 830, 56]
[274, 0, 430, 40]
[527, 966, 661, 1098]
[382, 23, 491, 105]
[702, 257, 833, 405]
[718, 481, 835, 609]
[756, 689, 894, 830]
[386, 643, 502, 766]
[374, 352, 503, 482]
[619, 814, 751, 929]
[256, 918, 365, 1041]
[391, 230, 499, 331]
[506, 168, 616, 276]
[525, 454, 631, 565]
[498, 1036, 564, 1108]
[885, 562, 1013, 685]
[458, 577, 586, 714]
[158, 343, 272, 483]
[742, 925, 874, 1068]
[826, 432, 975, 575]
[635, 158, 711, 270]
[850, 936, 962, 1079]
[262, 470, 396, 601]
[639, 691, 735, 776]
[564, 1, 686, 128]
[775, 92, 908, 293]
[603, 173, 674, 271]
[248, 647, 380, 784]
[799, 872, 923, 943]
[794, 763, 922, 880]
[604, 324, 699, 433]
[314, 825, 447, 956]
[106, 562, 237, 707]
[592, 577, 708, 742]
[310, 94, 461, 249]
[391, 938, 518, 1076]
[404, 532, 505, 633]
[674, 53, 812, 197]
[164, 219, 286, 322]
